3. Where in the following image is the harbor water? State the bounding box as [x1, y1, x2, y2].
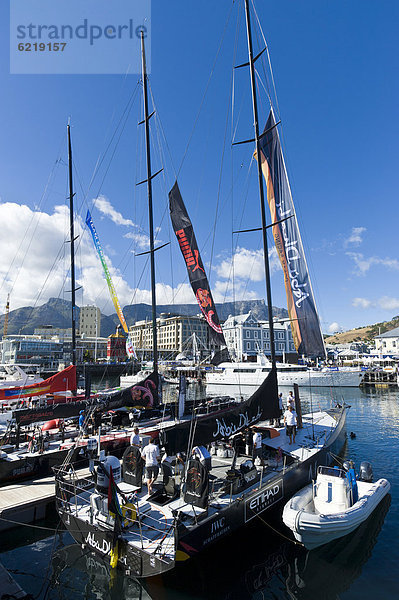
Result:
[0, 383, 398, 599]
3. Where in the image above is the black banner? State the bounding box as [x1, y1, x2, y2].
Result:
[99, 371, 159, 410]
[160, 369, 279, 454]
[13, 400, 91, 426]
[184, 458, 209, 509]
[122, 446, 144, 488]
[169, 181, 227, 348]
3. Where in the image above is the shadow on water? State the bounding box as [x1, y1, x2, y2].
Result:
[46, 495, 390, 600]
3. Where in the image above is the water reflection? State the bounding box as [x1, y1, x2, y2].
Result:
[147, 495, 390, 600]
[44, 494, 390, 600]
[51, 545, 151, 600]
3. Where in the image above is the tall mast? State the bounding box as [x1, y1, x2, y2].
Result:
[244, 0, 276, 368]
[67, 123, 77, 374]
[141, 32, 158, 374]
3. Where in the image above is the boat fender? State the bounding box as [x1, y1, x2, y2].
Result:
[359, 461, 373, 483]
[293, 507, 304, 535]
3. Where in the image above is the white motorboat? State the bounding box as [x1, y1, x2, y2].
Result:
[206, 357, 365, 388]
[0, 364, 43, 389]
[282, 462, 390, 550]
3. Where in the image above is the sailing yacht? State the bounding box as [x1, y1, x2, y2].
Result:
[54, 5, 348, 578]
[206, 356, 365, 388]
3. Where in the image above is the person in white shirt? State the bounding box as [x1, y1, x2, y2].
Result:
[141, 438, 160, 495]
[283, 405, 297, 445]
[130, 427, 142, 447]
[286, 391, 295, 409]
[252, 430, 263, 462]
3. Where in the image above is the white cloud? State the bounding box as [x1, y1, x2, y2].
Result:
[215, 246, 281, 282]
[124, 231, 150, 250]
[0, 202, 199, 314]
[344, 227, 366, 248]
[328, 322, 342, 334]
[351, 296, 399, 312]
[378, 296, 399, 311]
[211, 279, 259, 303]
[94, 195, 134, 227]
[346, 252, 399, 276]
[352, 297, 372, 309]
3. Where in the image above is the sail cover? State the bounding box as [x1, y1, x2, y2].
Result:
[160, 368, 279, 455]
[169, 181, 227, 348]
[257, 110, 325, 358]
[0, 366, 77, 402]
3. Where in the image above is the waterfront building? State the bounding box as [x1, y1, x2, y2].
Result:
[222, 312, 297, 362]
[128, 313, 215, 360]
[107, 325, 127, 362]
[33, 325, 76, 339]
[374, 327, 399, 356]
[79, 305, 101, 338]
[1, 335, 63, 371]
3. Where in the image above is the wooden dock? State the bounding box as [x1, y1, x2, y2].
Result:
[0, 467, 90, 532]
[361, 371, 397, 386]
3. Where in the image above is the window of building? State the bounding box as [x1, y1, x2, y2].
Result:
[246, 342, 251, 350]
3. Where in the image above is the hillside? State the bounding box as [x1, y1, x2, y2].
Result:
[0, 298, 288, 337]
[326, 315, 399, 344]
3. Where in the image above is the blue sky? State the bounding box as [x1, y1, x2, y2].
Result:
[0, 0, 398, 335]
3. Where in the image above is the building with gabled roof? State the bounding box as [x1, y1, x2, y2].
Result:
[374, 327, 399, 355]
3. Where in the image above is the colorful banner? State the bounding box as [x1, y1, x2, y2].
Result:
[126, 335, 137, 360]
[86, 210, 129, 334]
[169, 181, 227, 348]
[256, 110, 325, 358]
[0, 365, 77, 401]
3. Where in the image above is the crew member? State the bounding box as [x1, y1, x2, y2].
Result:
[141, 438, 160, 495]
[284, 404, 297, 445]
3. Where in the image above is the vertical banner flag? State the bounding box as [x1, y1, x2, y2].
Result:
[126, 335, 137, 360]
[86, 210, 129, 334]
[169, 182, 227, 347]
[256, 110, 325, 358]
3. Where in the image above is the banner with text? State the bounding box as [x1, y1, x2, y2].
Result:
[257, 110, 325, 358]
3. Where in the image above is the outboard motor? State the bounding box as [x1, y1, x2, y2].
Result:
[96, 455, 121, 494]
[359, 461, 373, 482]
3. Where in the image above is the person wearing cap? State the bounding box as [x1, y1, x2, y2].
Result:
[79, 410, 85, 434]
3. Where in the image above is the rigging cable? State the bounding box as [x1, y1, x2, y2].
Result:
[176, 1, 235, 178]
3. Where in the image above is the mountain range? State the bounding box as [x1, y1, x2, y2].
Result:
[0, 298, 289, 338]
